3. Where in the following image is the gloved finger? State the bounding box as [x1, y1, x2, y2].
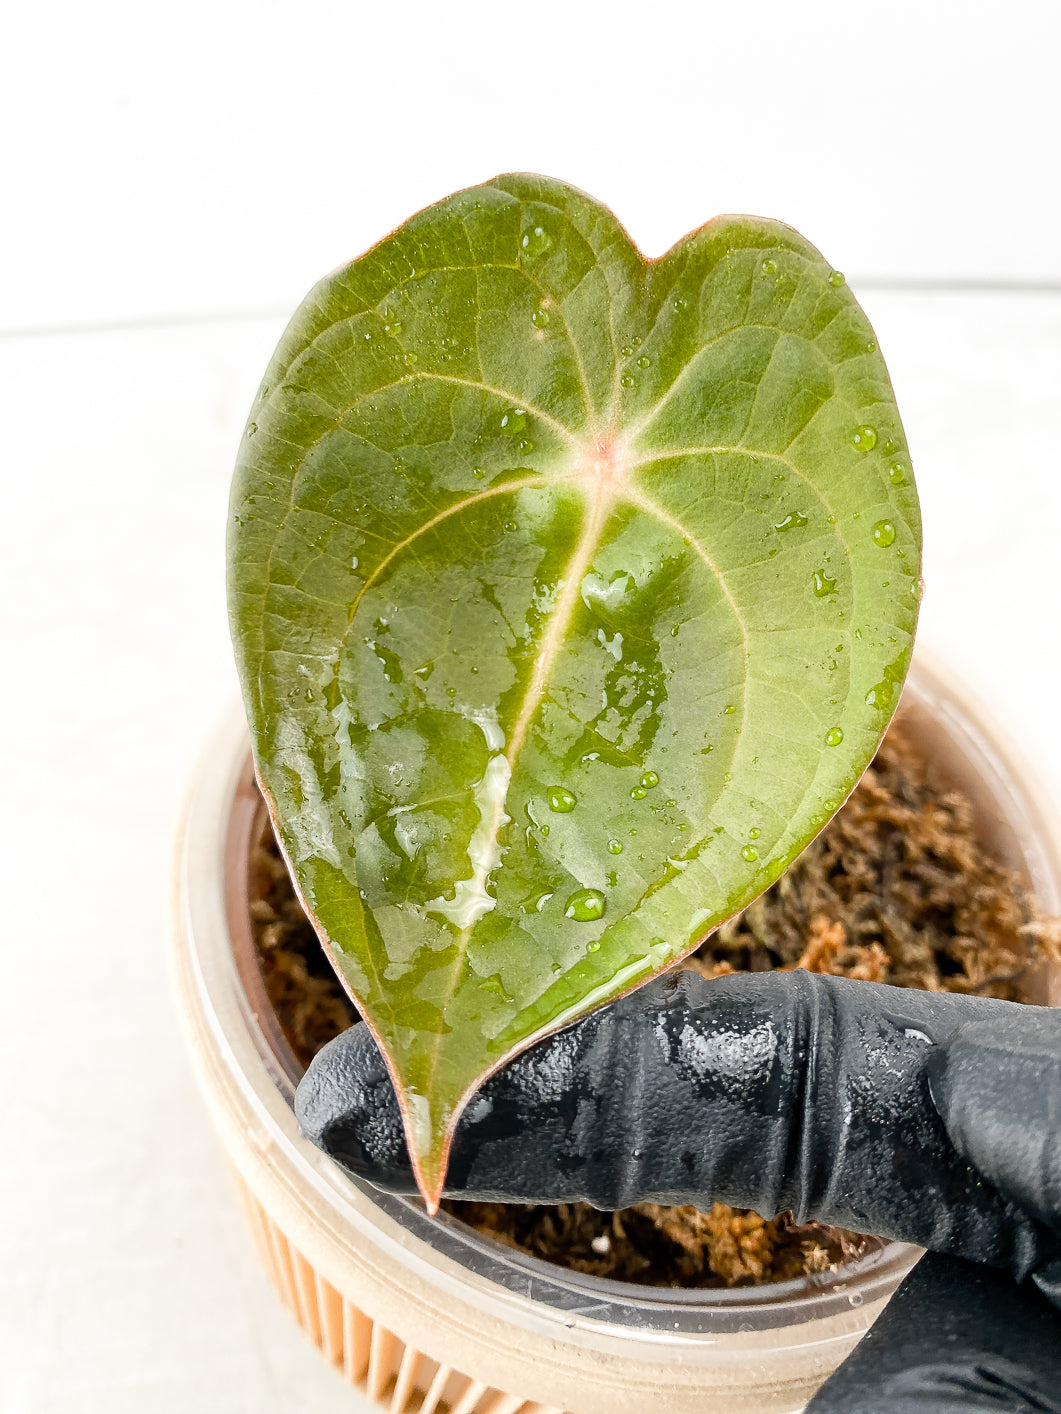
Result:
[929, 1008, 1061, 1235]
[295, 969, 1060, 1283]
[806, 1252, 1061, 1413]
[295, 1015, 413, 1193]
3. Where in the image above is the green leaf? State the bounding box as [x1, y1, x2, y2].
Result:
[228, 175, 921, 1206]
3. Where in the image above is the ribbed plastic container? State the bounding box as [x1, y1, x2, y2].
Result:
[171, 653, 1061, 1414]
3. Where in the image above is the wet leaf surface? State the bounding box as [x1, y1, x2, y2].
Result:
[229, 175, 921, 1203]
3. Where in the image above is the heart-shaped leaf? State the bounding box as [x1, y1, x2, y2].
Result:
[228, 175, 921, 1206]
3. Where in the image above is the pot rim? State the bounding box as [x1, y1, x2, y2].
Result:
[178, 646, 1061, 1344]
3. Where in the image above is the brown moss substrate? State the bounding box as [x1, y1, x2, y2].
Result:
[247, 723, 1060, 1289]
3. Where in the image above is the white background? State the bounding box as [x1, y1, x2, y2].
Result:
[2, 2, 1060, 1410]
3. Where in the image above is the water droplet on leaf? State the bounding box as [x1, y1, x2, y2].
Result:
[548, 786, 577, 813]
[825, 726, 844, 746]
[565, 889, 606, 922]
[500, 408, 528, 435]
[872, 519, 896, 547]
[521, 225, 552, 256]
[640, 771, 659, 789]
[531, 307, 550, 329]
[741, 845, 759, 863]
[828, 270, 845, 287]
[774, 510, 808, 532]
[478, 973, 513, 1003]
[813, 570, 838, 597]
[608, 838, 623, 854]
[851, 425, 877, 451]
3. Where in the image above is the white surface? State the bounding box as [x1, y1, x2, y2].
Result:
[5, 0, 1061, 332]
[3, 2, 1061, 1408]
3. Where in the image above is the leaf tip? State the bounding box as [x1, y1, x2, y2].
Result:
[407, 1137, 448, 1216]
[396, 1086, 457, 1216]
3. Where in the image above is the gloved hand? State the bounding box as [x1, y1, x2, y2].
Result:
[295, 970, 1061, 1412]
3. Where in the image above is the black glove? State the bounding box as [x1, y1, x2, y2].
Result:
[295, 970, 1061, 1411]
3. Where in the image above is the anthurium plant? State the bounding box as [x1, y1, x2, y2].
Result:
[228, 174, 921, 1208]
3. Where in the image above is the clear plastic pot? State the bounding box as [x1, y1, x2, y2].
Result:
[171, 652, 1061, 1413]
